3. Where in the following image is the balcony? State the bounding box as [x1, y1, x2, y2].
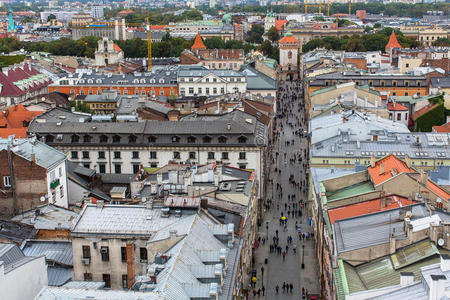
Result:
[50, 179, 60, 189]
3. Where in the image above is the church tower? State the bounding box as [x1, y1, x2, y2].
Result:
[279, 31, 298, 72]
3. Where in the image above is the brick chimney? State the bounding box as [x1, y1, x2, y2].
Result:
[405, 154, 411, 168]
[379, 163, 385, 175]
[370, 154, 376, 168]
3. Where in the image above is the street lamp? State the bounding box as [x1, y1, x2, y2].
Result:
[266, 221, 269, 236]
[301, 244, 305, 269]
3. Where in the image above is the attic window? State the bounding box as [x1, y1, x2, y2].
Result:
[45, 134, 54, 143]
[203, 136, 211, 143]
[172, 136, 180, 143]
[187, 136, 196, 143]
[238, 136, 247, 143]
[148, 136, 157, 143]
[83, 135, 91, 143]
[129, 135, 137, 143]
[112, 135, 121, 143]
[100, 135, 108, 143]
[218, 136, 227, 143]
[71, 135, 80, 143]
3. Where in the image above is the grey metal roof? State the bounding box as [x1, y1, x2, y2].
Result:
[0, 138, 66, 171]
[311, 132, 450, 160]
[431, 76, 450, 88]
[35, 287, 160, 299]
[47, 267, 72, 286]
[28, 110, 268, 147]
[0, 243, 24, 266]
[12, 204, 78, 230]
[21, 240, 73, 266]
[178, 66, 244, 78]
[334, 203, 431, 254]
[0, 220, 38, 243]
[116, 95, 141, 115]
[242, 66, 277, 91]
[62, 281, 105, 290]
[33, 107, 91, 123]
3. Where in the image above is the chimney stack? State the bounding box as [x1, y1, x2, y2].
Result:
[399, 272, 414, 287]
[200, 196, 208, 210]
[429, 274, 446, 300]
[440, 254, 450, 272]
[370, 154, 376, 168]
[421, 170, 428, 186]
[405, 154, 411, 168]
[379, 163, 385, 175]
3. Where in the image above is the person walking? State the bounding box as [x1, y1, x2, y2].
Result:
[282, 282, 286, 293]
[275, 285, 279, 293]
[261, 286, 265, 296]
[289, 283, 293, 293]
[260, 266, 264, 279]
[282, 251, 286, 261]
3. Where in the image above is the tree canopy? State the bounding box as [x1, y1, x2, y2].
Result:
[246, 24, 264, 44]
[267, 26, 280, 42]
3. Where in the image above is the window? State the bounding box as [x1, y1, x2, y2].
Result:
[221, 87, 225, 94]
[3, 176, 11, 187]
[84, 273, 93, 281]
[239, 152, 246, 160]
[406, 63, 409, 68]
[98, 164, 106, 174]
[173, 152, 181, 159]
[114, 151, 121, 159]
[222, 152, 229, 160]
[82, 245, 90, 258]
[127, 134, 136, 143]
[218, 136, 227, 143]
[203, 136, 211, 143]
[288, 50, 292, 59]
[238, 136, 247, 143]
[58, 167, 62, 178]
[59, 185, 64, 198]
[71, 151, 78, 159]
[132, 151, 139, 159]
[100, 246, 109, 261]
[71, 135, 79, 143]
[133, 164, 140, 174]
[198, 87, 202, 94]
[392, 92, 396, 96]
[148, 136, 157, 143]
[405, 92, 409, 96]
[121, 247, 127, 262]
[98, 151, 105, 159]
[189, 152, 196, 159]
[150, 163, 158, 168]
[206, 88, 210, 94]
[239, 164, 247, 169]
[45, 135, 54, 143]
[172, 136, 180, 143]
[189, 87, 194, 94]
[122, 275, 128, 290]
[208, 152, 215, 160]
[83, 163, 90, 169]
[187, 136, 196, 143]
[405, 81, 409, 87]
[150, 151, 157, 159]
[213, 88, 217, 94]
[100, 135, 108, 143]
[113, 135, 121, 143]
[392, 81, 397, 87]
[103, 274, 111, 289]
[114, 164, 121, 174]
[83, 135, 91, 143]
[140, 247, 148, 262]
[82, 151, 89, 159]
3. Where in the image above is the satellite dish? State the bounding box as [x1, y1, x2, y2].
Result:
[40, 196, 46, 202]
[438, 238, 445, 247]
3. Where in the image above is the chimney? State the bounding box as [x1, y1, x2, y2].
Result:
[379, 163, 385, 175]
[200, 197, 208, 210]
[389, 234, 396, 254]
[405, 154, 411, 168]
[440, 254, 450, 272]
[421, 170, 428, 186]
[31, 153, 36, 163]
[400, 272, 414, 287]
[157, 173, 162, 185]
[429, 274, 446, 300]
[370, 154, 376, 168]
[126, 243, 135, 289]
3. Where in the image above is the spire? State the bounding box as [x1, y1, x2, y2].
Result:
[192, 32, 206, 50]
[7, 9, 16, 33]
[385, 31, 402, 53]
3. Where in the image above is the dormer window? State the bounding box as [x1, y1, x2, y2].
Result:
[45, 134, 54, 143]
[187, 136, 196, 143]
[87, 79, 93, 84]
[71, 135, 79, 143]
[112, 135, 121, 143]
[159, 79, 165, 84]
[83, 135, 91, 143]
[238, 136, 247, 143]
[129, 135, 137, 143]
[172, 136, 180, 143]
[140, 79, 145, 84]
[100, 135, 108, 143]
[203, 136, 211, 143]
[218, 136, 227, 143]
[148, 136, 157, 143]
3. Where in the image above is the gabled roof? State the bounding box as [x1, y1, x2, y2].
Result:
[0, 104, 44, 138]
[279, 31, 298, 43]
[368, 154, 415, 186]
[328, 195, 417, 224]
[411, 103, 439, 121]
[387, 102, 408, 111]
[275, 19, 287, 31]
[113, 43, 123, 53]
[432, 122, 450, 133]
[385, 31, 402, 52]
[192, 32, 206, 50]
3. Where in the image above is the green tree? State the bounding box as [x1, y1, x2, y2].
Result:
[182, 9, 203, 21]
[225, 39, 244, 49]
[374, 23, 381, 29]
[246, 24, 264, 44]
[47, 14, 56, 22]
[433, 38, 450, 47]
[267, 26, 280, 42]
[21, 16, 32, 23]
[204, 37, 225, 49]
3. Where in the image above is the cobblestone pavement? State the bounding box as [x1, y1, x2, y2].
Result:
[249, 79, 320, 300]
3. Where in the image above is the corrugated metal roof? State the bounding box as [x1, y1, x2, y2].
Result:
[0, 243, 23, 266]
[391, 240, 439, 269]
[22, 240, 73, 266]
[47, 267, 72, 286]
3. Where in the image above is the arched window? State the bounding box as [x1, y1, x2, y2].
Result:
[238, 136, 247, 143]
[129, 135, 137, 143]
[45, 134, 54, 143]
[112, 135, 121, 143]
[218, 136, 227, 143]
[100, 135, 108, 143]
[172, 136, 180, 143]
[288, 51, 292, 59]
[148, 136, 157, 143]
[203, 136, 211, 143]
[71, 135, 79, 143]
[187, 136, 196, 143]
[83, 135, 91, 143]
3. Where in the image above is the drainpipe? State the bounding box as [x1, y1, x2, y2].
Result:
[7, 141, 17, 215]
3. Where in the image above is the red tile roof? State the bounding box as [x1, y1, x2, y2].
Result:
[328, 195, 417, 224]
[368, 154, 415, 186]
[432, 122, 450, 133]
[426, 180, 450, 201]
[192, 33, 206, 50]
[113, 43, 123, 53]
[275, 19, 287, 31]
[411, 103, 439, 121]
[0, 104, 44, 138]
[279, 35, 298, 43]
[388, 102, 408, 111]
[0, 63, 51, 97]
[385, 31, 402, 52]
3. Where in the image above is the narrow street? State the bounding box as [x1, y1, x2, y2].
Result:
[250, 79, 319, 299]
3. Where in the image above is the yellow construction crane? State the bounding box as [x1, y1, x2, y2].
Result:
[146, 17, 152, 72]
[304, 0, 331, 17]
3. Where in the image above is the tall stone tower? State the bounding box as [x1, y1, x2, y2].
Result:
[279, 31, 299, 72]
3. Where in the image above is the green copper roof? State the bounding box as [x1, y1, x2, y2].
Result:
[325, 181, 375, 203]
